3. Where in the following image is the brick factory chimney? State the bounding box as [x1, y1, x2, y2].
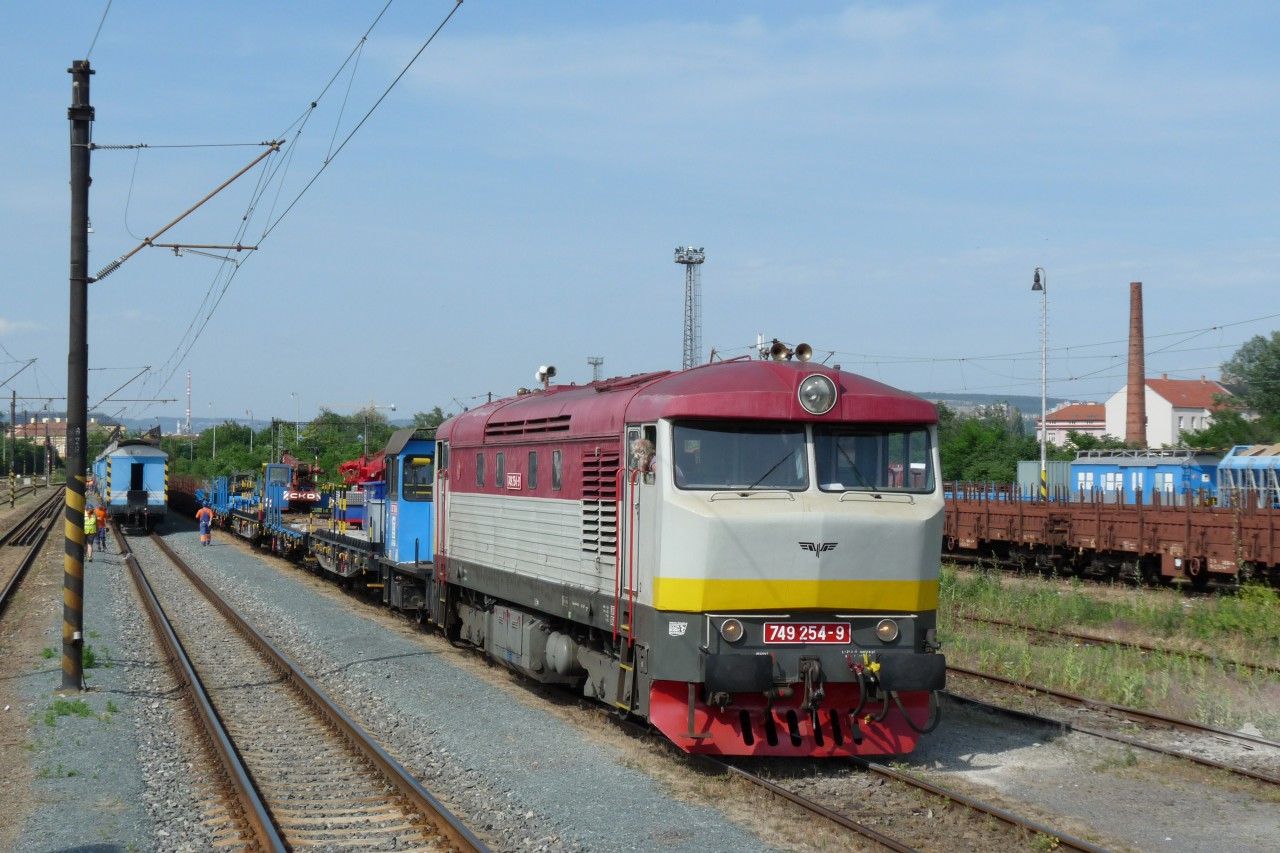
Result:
[1125, 281, 1147, 446]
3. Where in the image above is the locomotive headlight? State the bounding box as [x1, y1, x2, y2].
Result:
[719, 618, 745, 643]
[875, 618, 899, 643]
[797, 374, 837, 415]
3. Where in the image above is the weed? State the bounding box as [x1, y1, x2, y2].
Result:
[88, 630, 100, 639]
[82, 645, 97, 669]
[40, 647, 56, 660]
[44, 698, 94, 727]
[106, 700, 119, 715]
[1031, 832, 1061, 852]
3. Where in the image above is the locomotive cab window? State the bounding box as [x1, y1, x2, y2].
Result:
[528, 451, 538, 490]
[495, 452, 505, 487]
[476, 453, 485, 487]
[552, 450, 563, 490]
[403, 455, 433, 501]
[387, 457, 400, 500]
[673, 421, 808, 491]
[814, 426, 935, 493]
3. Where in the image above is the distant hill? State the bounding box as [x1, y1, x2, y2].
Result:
[913, 391, 1071, 414]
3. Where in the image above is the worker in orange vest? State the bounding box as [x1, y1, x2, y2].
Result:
[94, 504, 108, 553]
[195, 504, 214, 546]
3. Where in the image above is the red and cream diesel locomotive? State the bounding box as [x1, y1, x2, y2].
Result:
[433, 352, 946, 757]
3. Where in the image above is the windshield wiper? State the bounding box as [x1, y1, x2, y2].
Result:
[835, 443, 875, 490]
[742, 451, 796, 490]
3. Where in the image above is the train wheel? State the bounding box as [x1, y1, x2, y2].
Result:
[1186, 558, 1210, 591]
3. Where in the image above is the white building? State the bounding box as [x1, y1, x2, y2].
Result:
[1104, 375, 1232, 447]
[1037, 402, 1106, 447]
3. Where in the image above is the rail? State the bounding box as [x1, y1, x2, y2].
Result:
[144, 533, 486, 851]
[112, 525, 282, 849]
[0, 489, 64, 618]
[955, 612, 1280, 677]
[947, 665, 1279, 785]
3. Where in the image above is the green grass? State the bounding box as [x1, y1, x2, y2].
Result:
[43, 698, 94, 728]
[942, 619, 1280, 737]
[940, 565, 1280, 660]
[37, 763, 78, 779]
[40, 647, 56, 660]
[81, 644, 111, 669]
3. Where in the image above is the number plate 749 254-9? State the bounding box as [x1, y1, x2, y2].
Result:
[762, 622, 851, 644]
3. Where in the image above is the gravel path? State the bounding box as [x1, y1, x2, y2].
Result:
[905, 698, 1279, 852]
[144, 526, 776, 852]
[13, 537, 156, 851]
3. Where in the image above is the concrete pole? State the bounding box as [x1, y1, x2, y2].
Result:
[62, 59, 93, 691]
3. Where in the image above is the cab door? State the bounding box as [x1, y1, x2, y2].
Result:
[624, 424, 660, 603]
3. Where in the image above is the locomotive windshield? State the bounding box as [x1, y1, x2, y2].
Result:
[673, 422, 808, 490]
[814, 425, 934, 493]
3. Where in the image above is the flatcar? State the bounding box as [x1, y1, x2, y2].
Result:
[91, 439, 167, 531]
[199, 354, 948, 758]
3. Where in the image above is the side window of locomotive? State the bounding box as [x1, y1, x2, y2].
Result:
[403, 455, 434, 501]
[643, 424, 657, 484]
[528, 451, 538, 490]
[814, 426, 934, 493]
[552, 450, 563, 490]
[476, 453, 485, 488]
[495, 452, 505, 487]
[387, 458, 400, 500]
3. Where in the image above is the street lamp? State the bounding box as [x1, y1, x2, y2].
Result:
[363, 403, 396, 458]
[290, 391, 301, 442]
[246, 409, 254, 452]
[208, 401, 216, 460]
[1032, 267, 1047, 500]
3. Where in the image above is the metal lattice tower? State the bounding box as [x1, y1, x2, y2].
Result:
[587, 357, 604, 382]
[674, 246, 705, 369]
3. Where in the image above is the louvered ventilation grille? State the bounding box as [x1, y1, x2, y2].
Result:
[581, 449, 620, 556]
[484, 414, 571, 438]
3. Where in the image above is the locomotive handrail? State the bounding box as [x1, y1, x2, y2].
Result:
[612, 466, 624, 642]
[626, 468, 640, 646]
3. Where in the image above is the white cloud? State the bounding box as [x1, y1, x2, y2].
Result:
[0, 317, 39, 336]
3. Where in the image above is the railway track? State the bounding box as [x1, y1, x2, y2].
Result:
[115, 528, 486, 852]
[954, 611, 1280, 677]
[708, 755, 1111, 853]
[946, 665, 1280, 785]
[0, 488, 63, 618]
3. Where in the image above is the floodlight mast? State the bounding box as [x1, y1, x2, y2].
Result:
[674, 246, 705, 370]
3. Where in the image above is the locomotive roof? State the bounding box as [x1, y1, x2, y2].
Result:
[383, 427, 434, 457]
[438, 359, 936, 444]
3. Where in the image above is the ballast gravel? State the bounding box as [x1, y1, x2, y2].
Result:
[140, 527, 775, 852]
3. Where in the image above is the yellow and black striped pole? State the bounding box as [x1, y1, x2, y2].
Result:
[62, 59, 93, 691]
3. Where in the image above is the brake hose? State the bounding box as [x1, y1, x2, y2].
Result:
[892, 689, 942, 734]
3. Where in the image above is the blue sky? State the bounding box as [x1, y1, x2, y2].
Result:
[2, 2, 1278, 426]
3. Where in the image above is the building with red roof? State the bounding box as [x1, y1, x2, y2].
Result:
[1036, 402, 1107, 447]
[1104, 375, 1234, 447]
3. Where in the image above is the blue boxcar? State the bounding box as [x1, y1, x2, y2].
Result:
[1070, 449, 1219, 504]
[92, 439, 168, 530]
